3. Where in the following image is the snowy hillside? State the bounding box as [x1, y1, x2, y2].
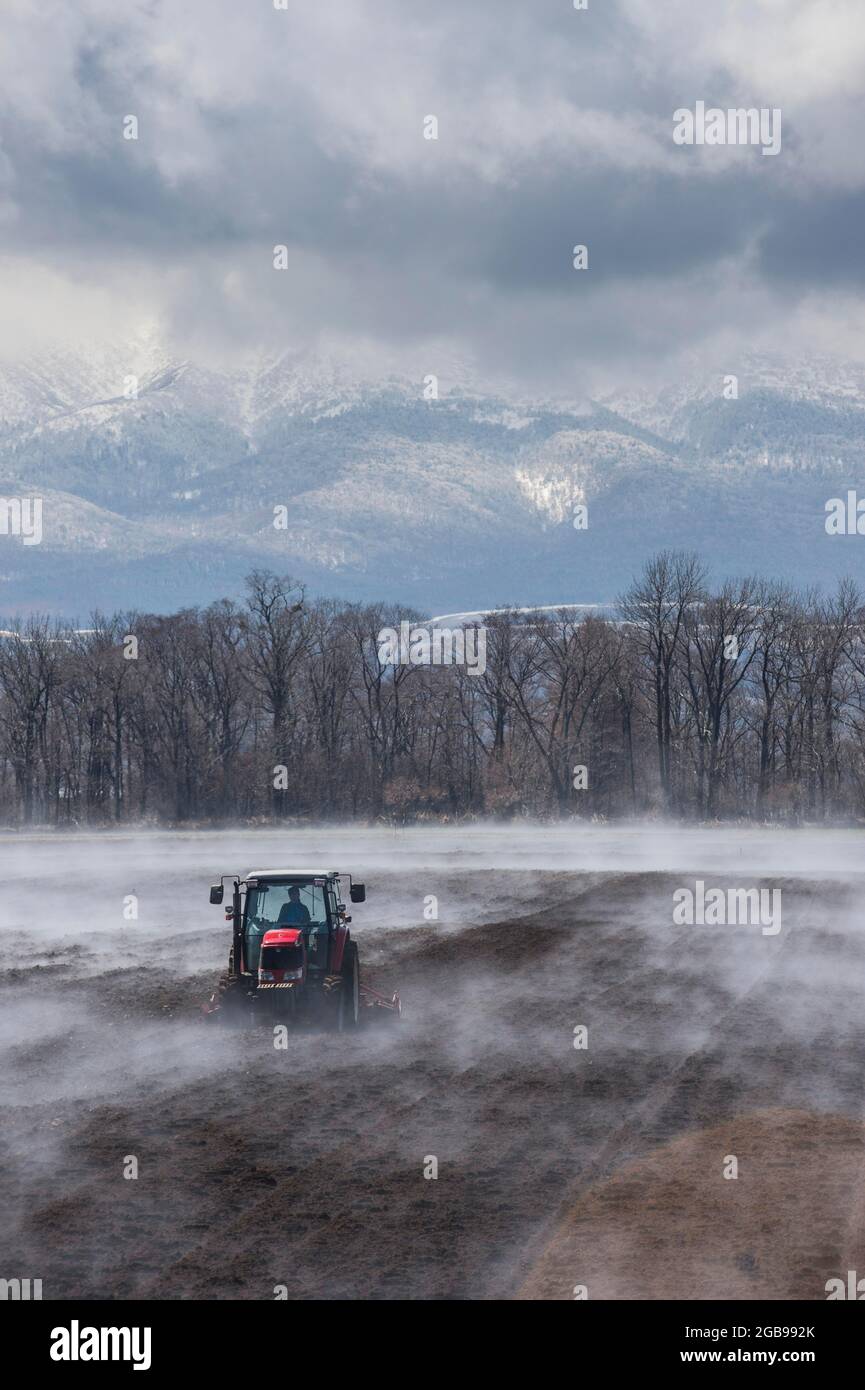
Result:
[1, 339, 864, 617]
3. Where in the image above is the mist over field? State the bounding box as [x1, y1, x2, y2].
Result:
[3, 822, 865, 1300]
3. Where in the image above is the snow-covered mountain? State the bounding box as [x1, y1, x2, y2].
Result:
[1, 339, 864, 617]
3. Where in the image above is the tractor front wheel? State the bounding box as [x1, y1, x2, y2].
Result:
[336, 942, 360, 1032]
[208, 975, 248, 1027]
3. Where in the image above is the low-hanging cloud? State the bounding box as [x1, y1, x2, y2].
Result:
[0, 0, 864, 391]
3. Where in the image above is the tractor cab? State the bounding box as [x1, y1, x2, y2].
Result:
[241, 870, 345, 978]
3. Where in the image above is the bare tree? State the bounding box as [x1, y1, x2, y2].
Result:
[243, 571, 309, 815]
[2, 558, 865, 828]
[620, 551, 706, 812]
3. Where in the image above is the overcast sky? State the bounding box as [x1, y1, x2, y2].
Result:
[1, 0, 863, 395]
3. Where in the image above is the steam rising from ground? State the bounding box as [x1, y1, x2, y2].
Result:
[2, 823, 864, 1299]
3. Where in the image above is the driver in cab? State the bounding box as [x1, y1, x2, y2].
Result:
[277, 885, 312, 928]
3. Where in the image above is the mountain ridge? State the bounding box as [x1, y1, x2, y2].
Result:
[1, 342, 863, 617]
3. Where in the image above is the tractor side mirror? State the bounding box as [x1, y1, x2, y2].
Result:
[350, 883, 366, 903]
[210, 884, 224, 905]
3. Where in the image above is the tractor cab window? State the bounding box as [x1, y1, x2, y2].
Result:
[244, 881, 329, 974]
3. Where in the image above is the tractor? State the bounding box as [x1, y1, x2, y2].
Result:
[202, 868, 400, 1029]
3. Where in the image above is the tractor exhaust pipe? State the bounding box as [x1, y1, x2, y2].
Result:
[232, 880, 243, 975]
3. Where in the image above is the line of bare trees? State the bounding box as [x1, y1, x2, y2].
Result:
[2, 555, 865, 826]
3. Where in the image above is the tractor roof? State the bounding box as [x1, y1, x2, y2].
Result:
[245, 868, 340, 880]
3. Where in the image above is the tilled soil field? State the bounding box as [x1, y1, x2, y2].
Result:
[2, 825, 865, 1300]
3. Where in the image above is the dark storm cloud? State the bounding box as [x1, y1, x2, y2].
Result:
[0, 0, 863, 383]
[756, 186, 865, 288]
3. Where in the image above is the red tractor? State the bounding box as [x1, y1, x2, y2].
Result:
[203, 868, 400, 1029]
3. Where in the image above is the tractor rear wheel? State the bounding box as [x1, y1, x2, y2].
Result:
[336, 942, 360, 1032]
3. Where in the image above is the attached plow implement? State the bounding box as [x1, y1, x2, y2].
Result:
[359, 982, 402, 1016]
[202, 867, 400, 1031]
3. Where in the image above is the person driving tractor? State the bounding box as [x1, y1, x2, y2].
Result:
[277, 885, 312, 927]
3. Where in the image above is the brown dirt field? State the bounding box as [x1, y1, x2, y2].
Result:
[517, 1108, 865, 1300]
[3, 833, 865, 1300]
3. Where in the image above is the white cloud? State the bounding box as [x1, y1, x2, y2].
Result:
[0, 0, 863, 383]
